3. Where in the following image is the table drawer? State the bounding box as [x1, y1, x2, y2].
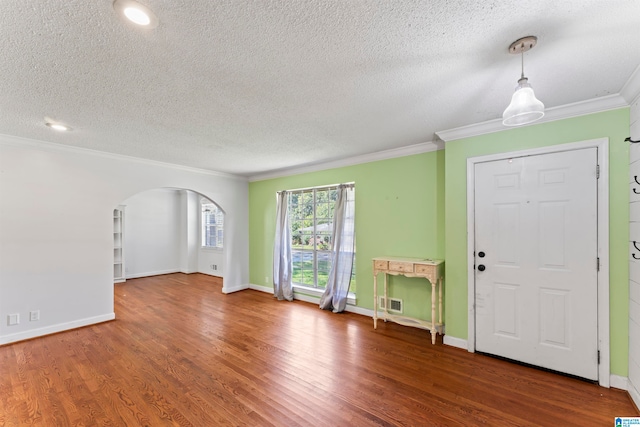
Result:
[374, 260, 388, 270]
[389, 261, 413, 273]
[414, 264, 433, 274]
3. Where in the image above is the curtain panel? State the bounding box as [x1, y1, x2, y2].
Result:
[273, 191, 293, 301]
[319, 184, 355, 313]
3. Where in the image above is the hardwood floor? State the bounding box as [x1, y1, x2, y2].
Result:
[1, 273, 637, 426]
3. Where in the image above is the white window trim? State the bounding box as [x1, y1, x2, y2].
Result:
[200, 246, 224, 251]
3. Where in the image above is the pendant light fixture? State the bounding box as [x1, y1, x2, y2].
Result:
[502, 36, 545, 127]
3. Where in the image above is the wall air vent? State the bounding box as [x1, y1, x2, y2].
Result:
[378, 296, 403, 313]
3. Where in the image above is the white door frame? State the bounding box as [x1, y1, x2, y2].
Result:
[466, 138, 610, 387]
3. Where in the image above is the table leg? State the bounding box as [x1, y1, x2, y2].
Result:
[439, 276, 443, 329]
[373, 272, 378, 329]
[431, 281, 436, 345]
[383, 273, 388, 322]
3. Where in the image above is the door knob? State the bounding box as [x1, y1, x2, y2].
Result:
[478, 251, 486, 258]
[478, 264, 486, 271]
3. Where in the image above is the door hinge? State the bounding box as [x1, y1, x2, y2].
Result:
[597, 257, 600, 271]
[597, 350, 600, 364]
[596, 164, 600, 179]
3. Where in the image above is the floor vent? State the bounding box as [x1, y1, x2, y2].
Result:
[378, 296, 403, 313]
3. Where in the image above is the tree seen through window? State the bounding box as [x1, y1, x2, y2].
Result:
[288, 186, 355, 290]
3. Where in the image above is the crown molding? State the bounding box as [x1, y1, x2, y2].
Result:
[621, 64, 640, 105]
[248, 140, 444, 182]
[0, 133, 246, 181]
[436, 94, 628, 142]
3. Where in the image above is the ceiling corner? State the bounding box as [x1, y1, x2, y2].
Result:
[621, 64, 640, 105]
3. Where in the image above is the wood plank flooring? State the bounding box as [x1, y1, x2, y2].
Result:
[1, 273, 637, 426]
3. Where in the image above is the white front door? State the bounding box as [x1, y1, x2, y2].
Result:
[474, 148, 599, 380]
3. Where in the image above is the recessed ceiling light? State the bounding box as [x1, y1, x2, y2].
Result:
[124, 7, 150, 25]
[113, 0, 158, 28]
[45, 121, 72, 132]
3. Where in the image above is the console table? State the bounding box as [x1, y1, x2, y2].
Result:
[373, 257, 445, 344]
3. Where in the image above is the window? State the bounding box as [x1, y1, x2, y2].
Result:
[201, 200, 223, 248]
[288, 185, 355, 290]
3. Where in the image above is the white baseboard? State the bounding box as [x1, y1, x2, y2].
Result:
[248, 283, 374, 316]
[629, 380, 640, 410]
[610, 374, 629, 390]
[0, 313, 115, 345]
[443, 335, 468, 350]
[222, 283, 249, 294]
[293, 292, 376, 317]
[346, 306, 376, 317]
[250, 283, 323, 304]
[197, 270, 223, 278]
[292, 292, 319, 304]
[249, 283, 273, 294]
[126, 269, 180, 279]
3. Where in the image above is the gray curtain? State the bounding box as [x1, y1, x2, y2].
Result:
[273, 191, 293, 301]
[319, 185, 355, 313]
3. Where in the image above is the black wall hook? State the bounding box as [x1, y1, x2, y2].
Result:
[634, 242, 640, 259]
[626, 137, 640, 143]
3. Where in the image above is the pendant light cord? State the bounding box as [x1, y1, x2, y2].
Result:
[520, 43, 525, 79]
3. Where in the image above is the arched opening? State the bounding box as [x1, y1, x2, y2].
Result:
[112, 187, 225, 305]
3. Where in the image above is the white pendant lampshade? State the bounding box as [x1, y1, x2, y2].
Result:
[502, 36, 545, 127]
[502, 77, 545, 126]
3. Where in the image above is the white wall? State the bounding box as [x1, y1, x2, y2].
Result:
[0, 135, 249, 345]
[180, 190, 200, 274]
[123, 189, 182, 278]
[199, 248, 224, 276]
[122, 188, 225, 279]
[629, 95, 640, 408]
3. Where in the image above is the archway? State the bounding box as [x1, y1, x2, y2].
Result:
[112, 187, 225, 296]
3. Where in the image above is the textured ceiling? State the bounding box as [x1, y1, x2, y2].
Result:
[1, 0, 639, 177]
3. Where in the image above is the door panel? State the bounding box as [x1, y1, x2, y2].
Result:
[494, 204, 520, 266]
[539, 288, 570, 348]
[538, 201, 568, 269]
[474, 148, 598, 380]
[493, 283, 520, 338]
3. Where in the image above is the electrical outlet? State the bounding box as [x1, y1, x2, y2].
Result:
[30, 310, 40, 321]
[265, 276, 269, 284]
[211, 264, 217, 271]
[7, 313, 19, 326]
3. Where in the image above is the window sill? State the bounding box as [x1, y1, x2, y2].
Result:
[292, 284, 356, 306]
[200, 246, 223, 251]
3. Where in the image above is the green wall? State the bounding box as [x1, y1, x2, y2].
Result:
[249, 108, 630, 376]
[249, 150, 446, 320]
[444, 108, 630, 376]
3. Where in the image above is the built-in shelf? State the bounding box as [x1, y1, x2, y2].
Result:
[114, 206, 125, 283]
